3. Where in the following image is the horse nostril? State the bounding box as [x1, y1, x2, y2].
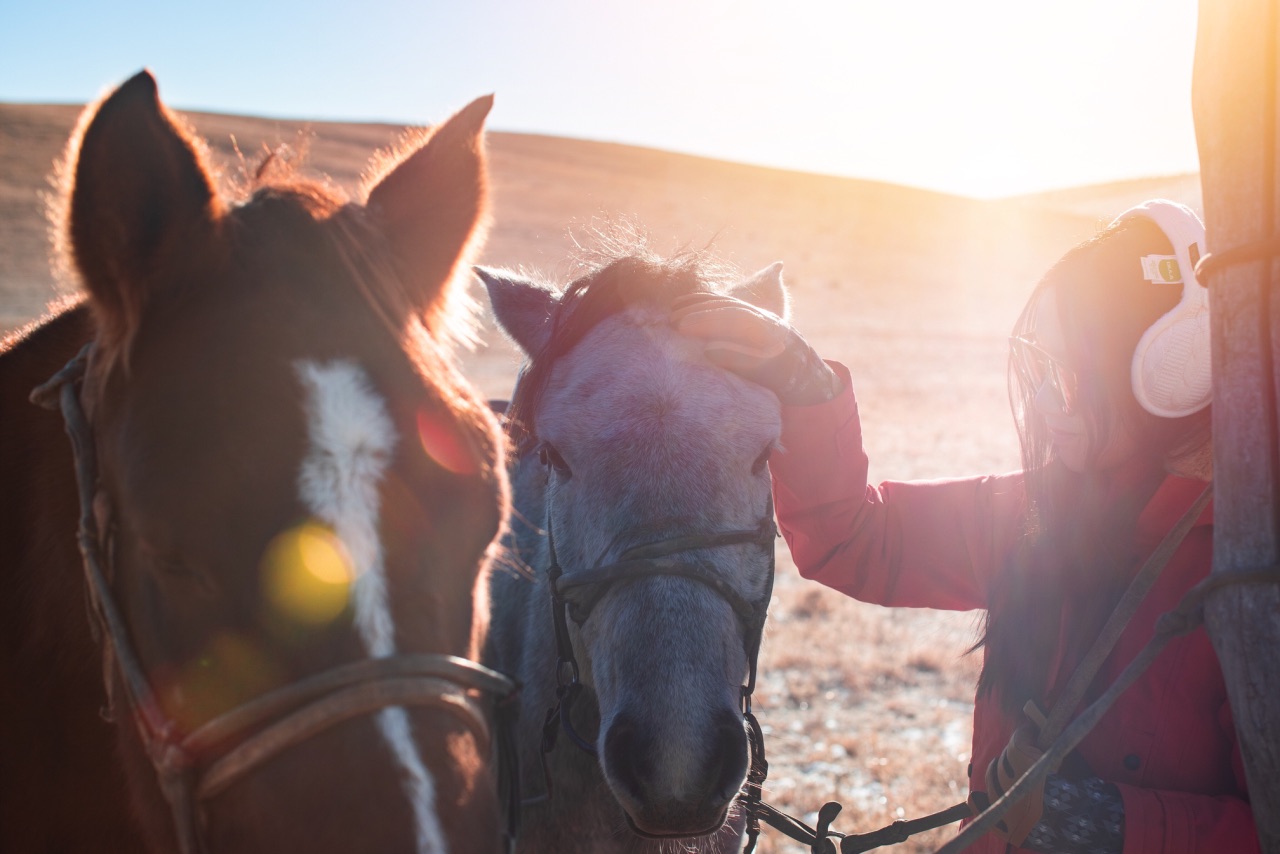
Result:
[708, 711, 749, 804]
[603, 715, 656, 802]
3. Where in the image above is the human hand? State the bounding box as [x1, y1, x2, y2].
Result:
[983, 723, 1058, 846]
[671, 293, 842, 406]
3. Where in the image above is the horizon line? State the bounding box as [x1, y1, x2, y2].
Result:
[0, 95, 1202, 203]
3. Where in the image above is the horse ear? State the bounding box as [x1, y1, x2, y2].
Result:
[726, 261, 789, 321]
[475, 266, 558, 355]
[366, 96, 493, 315]
[68, 70, 221, 350]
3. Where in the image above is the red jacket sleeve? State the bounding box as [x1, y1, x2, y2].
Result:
[1115, 696, 1258, 854]
[1117, 785, 1257, 854]
[769, 363, 1026, 611]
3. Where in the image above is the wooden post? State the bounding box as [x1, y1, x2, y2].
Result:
[1193, 2, 1280, 849]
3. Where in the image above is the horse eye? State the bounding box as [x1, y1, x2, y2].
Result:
[537, 443, 572, 477]
[752, 447, 772, 474]
[151, 552, 215, 595]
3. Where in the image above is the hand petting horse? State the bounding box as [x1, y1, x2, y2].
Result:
[0, 71, 516, 854]
[479, 247, 786, 853]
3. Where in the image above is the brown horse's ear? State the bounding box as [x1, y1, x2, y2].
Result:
[67, 70, 221, 354]
[365, 95, 493, 315]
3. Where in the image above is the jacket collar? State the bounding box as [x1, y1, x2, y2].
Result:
[1135, 473, 1214, 554]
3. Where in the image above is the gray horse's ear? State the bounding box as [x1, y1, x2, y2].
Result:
[475, 266, 559, 355]
[726, 261, 789, 321]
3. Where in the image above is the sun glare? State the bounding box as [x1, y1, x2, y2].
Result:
[544, 0, 1199, 198]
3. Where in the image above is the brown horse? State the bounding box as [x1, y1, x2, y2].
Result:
[0, 71, 515, 853]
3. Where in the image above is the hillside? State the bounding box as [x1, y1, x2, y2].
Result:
[1, 100, 1199, 479]
[0, 100, 1204, 850]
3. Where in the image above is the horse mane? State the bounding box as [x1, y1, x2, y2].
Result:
[237, 169, 497, 477]
[230, 144, 481, 355]
[222, 147, 485, 361]
[505, 240, 735, 454]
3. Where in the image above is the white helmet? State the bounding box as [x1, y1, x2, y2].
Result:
[1110, 200, 1210, 418]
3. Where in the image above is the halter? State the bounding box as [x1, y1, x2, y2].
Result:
[31, 345, 522, 854]
[530, 448, 781, 842]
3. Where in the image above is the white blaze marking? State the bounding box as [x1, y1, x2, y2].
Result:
[296, 360, 448, 854]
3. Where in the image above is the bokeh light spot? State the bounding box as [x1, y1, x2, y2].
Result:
[417, 407, 477, 475]
[261, 521, 354, 626]
[159, 632, 282, 737]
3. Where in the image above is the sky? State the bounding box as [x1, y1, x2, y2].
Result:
[0, 0, 1202, 199]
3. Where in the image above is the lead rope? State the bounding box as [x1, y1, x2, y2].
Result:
[937, 561, 1280, 854]
[742, 712, 970, 854]
[742, 706, 969, 854]
[937, 482, 1280, 853]
[932, 483, 1213, 852]
[738, 493, 970, 854]
[1031, 483, 1213, 752]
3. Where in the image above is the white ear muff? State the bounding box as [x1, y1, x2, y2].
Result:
[1110, 200, 1211, 418]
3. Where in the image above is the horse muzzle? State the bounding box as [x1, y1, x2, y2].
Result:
[602, 708, 747, 838]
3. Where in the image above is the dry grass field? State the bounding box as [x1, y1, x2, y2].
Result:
[0, 100, 1200, 851]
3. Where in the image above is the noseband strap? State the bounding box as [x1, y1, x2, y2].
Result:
[191, 656, 513, 799]
[33, 347, 522, 854]
[555, 526, 775, 626]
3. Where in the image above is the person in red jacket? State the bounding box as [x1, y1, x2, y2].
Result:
[673, 200, 1257, 854]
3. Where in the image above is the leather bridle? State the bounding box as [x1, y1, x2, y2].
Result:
[526, 443, 788, 845]
[31, 345, 522, 854]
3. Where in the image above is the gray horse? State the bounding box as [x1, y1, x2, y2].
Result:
[477, 249, 786, 853]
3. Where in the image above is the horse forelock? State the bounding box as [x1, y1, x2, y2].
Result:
[74, 135, 482, 381]
[506, 248, 736, 454]
[545, 317, 779, 540]
[521, 271, 781, 583]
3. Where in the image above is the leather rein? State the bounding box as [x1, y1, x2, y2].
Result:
[31, 346, 522, 854]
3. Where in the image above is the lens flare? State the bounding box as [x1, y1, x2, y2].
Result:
[417, 407, 477, 475]
[160, 632, 282, 737]
[261, 521, 354, 625]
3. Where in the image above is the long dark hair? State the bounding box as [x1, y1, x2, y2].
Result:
[977, 216, 1212, 714]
